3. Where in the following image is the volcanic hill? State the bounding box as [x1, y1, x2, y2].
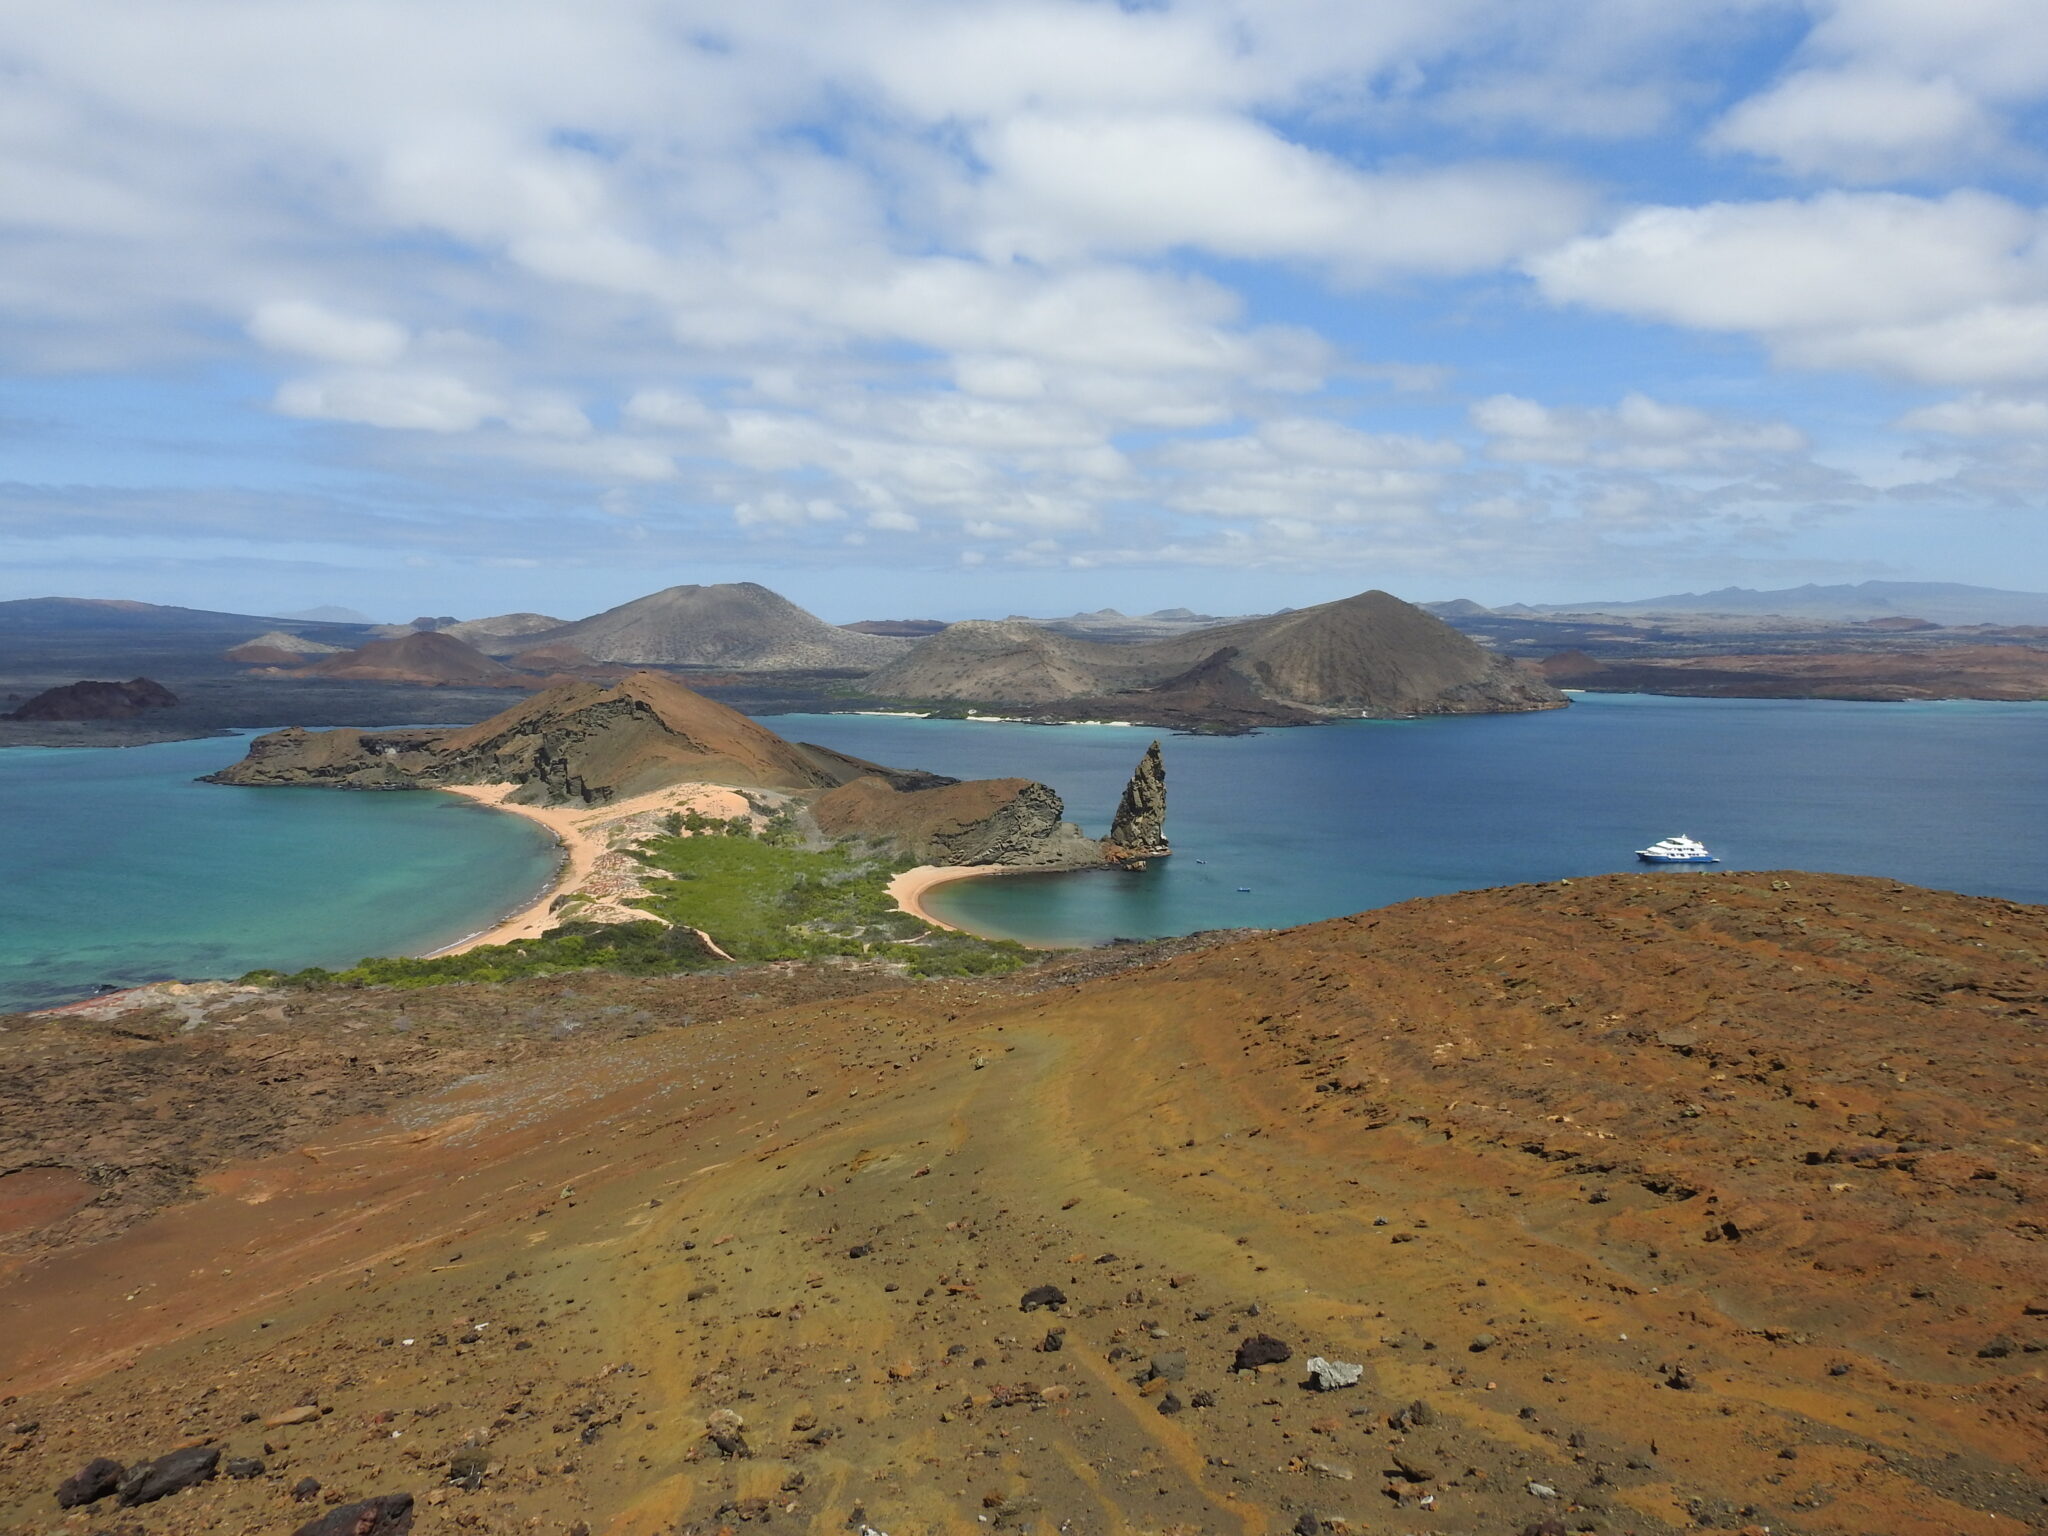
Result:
[288, 630, 529, 687]
[528, 583, 911, 671]
[2, 870, 2043, 1534]
[863, 588, 1563, 722]
[208, 671, 899, 803]
[5, 677, 178, 721]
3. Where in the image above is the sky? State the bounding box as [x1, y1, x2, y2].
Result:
[4, 0, 2048, 623]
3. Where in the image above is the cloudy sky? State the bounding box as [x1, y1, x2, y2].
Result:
[4, 0, 2048, 621]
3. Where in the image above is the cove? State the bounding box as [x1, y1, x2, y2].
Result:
[0, 732, 558, 1012]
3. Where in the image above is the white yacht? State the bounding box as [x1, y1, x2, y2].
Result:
[1636, 834, 1718, 864]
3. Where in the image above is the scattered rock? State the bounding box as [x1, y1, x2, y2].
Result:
[116, 1446, 219, 1507]
[1019, 1284, 1067, 1312]
[445, 1450, 489, 1489]
[1147, 1350, 1188, 1382]
[293, 1492, 416, 1536]
[1527, 1480, 1560, 1499]
[1304, 1356, 1362, 1391]
[55, 1457, 126, 1508]
[1234, 1333, 1292, 1371]
[1979, 1336, 2017, 1359]
[1469, 1333, 1497, 1352]
[266, 1404, 323, 1427]
[224, 1456, 266, 1479]
[293, 1476, 323, 1501]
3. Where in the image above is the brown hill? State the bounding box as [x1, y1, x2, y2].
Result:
[293, 629, 527, 687]
[864, 588, 1563, 719]
[5, 678, 177, 721]
[208, 671, 880, 804]
[3, 870, 2044, 1533]
[535, 582, 912, 670]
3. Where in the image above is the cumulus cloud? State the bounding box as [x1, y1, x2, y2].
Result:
[1711, 0, 2048, 180]
[249, 300, 409, 366]
[1473, 393, 1809, 470]
[0, 0, 2040, 596]
[1897, 393, 2048, 436]
[1527, 191, 2048, 386]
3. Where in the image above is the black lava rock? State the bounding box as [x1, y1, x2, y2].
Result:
[55, 1457, 126, 1508]
[293, 1492, 416, 1536]
[1233, 1333, 1292, 1371]
[1019, 1284, 1067, 1313]
[116, 1446, 219, 1507]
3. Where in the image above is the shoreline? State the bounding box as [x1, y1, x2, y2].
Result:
[425, 782, 756, 957]
[887, 862, 1078, 949]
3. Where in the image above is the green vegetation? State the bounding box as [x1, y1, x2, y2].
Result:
[246, 818, 1037, 989]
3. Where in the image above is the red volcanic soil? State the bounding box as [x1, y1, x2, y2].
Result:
[0, 873, 2043, 1535]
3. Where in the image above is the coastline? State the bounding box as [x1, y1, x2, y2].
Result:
[426, 782, 756, 956]
[887, 863, 1015, 935]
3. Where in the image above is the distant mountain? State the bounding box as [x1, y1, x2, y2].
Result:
[277, 605, 375, 624]
[864, 589, 1563, 718]
[7, 677, 179, 721]
[1531, 581, 2048, 627]
[842, 618, 952, 638]
[440, 612, 569, 655]
[1423, 598, 1494, 618]
[294, 631, 527, 687]
[1014, 607, 1253, 643]
[0, 598, 349, 635]
[534, 582, 912, 670]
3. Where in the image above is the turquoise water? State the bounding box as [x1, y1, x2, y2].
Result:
[0, 733, 558, 1011]
[776, 695, 2048, 945]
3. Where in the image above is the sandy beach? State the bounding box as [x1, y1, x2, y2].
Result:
[429, 782, 757, 956]
[885, 863, 1011, 933]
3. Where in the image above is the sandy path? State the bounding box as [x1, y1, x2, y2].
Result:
[431, 782, 754, 955]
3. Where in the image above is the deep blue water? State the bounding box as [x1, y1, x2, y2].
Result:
[775, 695, 2048, 945]
[0, 733, 558, 1011]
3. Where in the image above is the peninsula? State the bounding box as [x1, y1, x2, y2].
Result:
[204, 671, 1170, 976]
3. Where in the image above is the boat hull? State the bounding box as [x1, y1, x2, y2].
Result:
[1637, 852, 1719, 864]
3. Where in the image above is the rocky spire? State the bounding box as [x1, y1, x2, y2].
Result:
[1104, 739, 1169, 864]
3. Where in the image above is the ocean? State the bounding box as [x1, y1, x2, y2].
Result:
[3, 694, 2044, 1009]
[775, 694, 2048, 945]
[0, 733, 558, 1012]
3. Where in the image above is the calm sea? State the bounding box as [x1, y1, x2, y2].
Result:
[0, 733, 558, 1011]
[775, 694, 2048, 946]
[4, 694, 2044, 1008]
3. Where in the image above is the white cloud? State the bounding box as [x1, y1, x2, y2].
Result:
[1527, 191, 2048, 386]
[1711, 0, 2048, 179]
[249, 300, 408, 366]
[1897, 393, 2048, 436]
[1712, 71, 1997, 182]
[274, 370, 501, 433]
[975, 111, 1590, 275]
[1473, 392, 1808, 470]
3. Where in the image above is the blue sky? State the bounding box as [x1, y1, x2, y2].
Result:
[3, 0, 2047, 622]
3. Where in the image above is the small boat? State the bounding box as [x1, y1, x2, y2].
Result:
[1236, 886, 1252, 892]
[1636, 834, 1719, 864]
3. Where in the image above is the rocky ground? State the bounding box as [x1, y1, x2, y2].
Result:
[0, 874, 2043, 1536]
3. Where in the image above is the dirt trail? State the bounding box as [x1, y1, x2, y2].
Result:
[1, 872, 2044, 1535]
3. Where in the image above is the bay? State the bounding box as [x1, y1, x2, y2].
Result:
[0, 732, 558, 1012]
[776, 694, 2048, 946]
